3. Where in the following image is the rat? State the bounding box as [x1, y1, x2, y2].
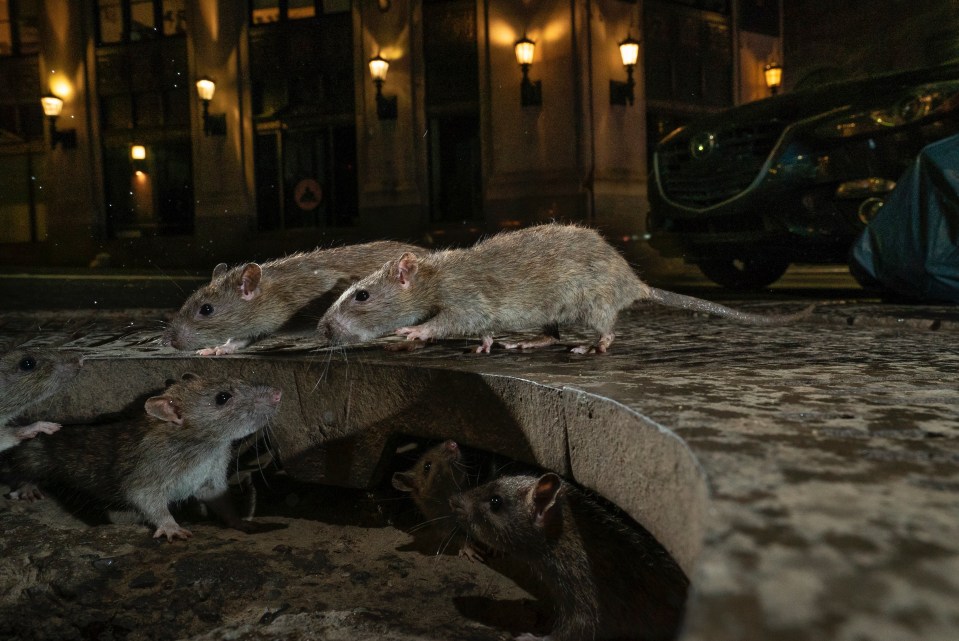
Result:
[164, 240, 422, 355]
[0, 347, 82, 454]
[317, 223, 814, 354]
[4, 373, 282, 542]
[392, 439, 486, 561]
[450, 473, 689, 641]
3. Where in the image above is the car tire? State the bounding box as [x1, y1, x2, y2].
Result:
[696, 256, 790, 290]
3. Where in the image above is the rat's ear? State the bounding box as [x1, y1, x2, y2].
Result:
[181, 372, 199, 381]
[212, 263, 228, 281]
[392, 471, 417, 493]
[531, 473, 563, 530]
[394, 253, 419, 289]
[240, 263, 262, 301]
[144, 395, 183, 425]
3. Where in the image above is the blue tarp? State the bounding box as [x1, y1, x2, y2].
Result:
[850, 133, 959, 303]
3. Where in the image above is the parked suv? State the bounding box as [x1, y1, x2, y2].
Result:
[647, 62, 959, 289]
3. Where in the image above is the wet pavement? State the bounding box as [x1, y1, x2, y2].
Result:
[1, 268, 958, 641]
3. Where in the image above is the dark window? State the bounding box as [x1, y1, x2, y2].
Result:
[250, 2, 357, 230]
[659, 0, 729, 13]
[0, 0, 40, 57]
[255, 125, 358, 230]
[738, 0, 779, 37]
[95, 1, 192, 237]
[96, 0, 186, 45]
[249, 11, 353, 118]
[103, 141, 193, 237]
[0, 152, 45, 243]
[0, 53, 42, 143]
[423, 0, 482, 222]
[644, 3, 732, 108]
[96, 38, 189, 131]
[250, 0, 349, 25]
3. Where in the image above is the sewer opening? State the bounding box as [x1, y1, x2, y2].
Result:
[236, 434, 692, 641]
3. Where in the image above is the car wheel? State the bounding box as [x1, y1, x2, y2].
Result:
[696, 256, 790, 290]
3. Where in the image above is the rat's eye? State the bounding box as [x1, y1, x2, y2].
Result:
[423, 461, 432, 474]
[354, 290, 370, 302]
[489, 495, 503, 513]
[18, 357, 36, 372]
[215, 391, 232, 405]
[199, 304, 214, 316]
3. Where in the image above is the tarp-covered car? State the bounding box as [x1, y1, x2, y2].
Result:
[647, 62, 959, 289]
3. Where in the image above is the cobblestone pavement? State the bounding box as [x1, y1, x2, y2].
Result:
[1, 299, 957, 641]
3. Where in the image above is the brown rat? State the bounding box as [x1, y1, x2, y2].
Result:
[0, 347, 82, 454]
[450, 473, 689, 641]
[392, 439, 486, 561]
[318, 223, 813, 353]
[5, 373, 282, 542]
[164, 240, 421, 355]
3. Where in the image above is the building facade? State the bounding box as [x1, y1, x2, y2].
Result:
[0, 0, 781, 268]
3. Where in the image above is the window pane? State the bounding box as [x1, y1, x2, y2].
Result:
[161, 0, 186, 35]
[101, 94, 133, 129]
[130, 0, 157, 40]
[251, 0, 280, 24]
[134, 91, 163, 127]
[0, 23, 11, 56]
[0, 0, 12, 55]
[288, 0, 316, 20]
[98, 0, 123, 43]
[0, 154, 33, 243]
[322, 0, 350, 13]
[16, 0, 39, 54]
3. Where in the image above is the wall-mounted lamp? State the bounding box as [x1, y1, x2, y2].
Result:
[369, 55, 398, 120]
[514, 36, 542, 108]
[130, 145, 146, 160]
[764, 62, 783, 96]
[40, 94, 77, 149]
[195, 76, 226, 136]
[610, 35, 641, 106]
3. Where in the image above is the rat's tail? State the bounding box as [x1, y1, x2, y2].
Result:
[645, 287, 816, 325]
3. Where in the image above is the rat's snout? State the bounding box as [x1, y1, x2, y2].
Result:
[449, 494, 466, 515]
[318, 318, 338, 344]
[161, 328, 180, 349]
[270, 388, 283, 405]
[444, 440, 459, 453]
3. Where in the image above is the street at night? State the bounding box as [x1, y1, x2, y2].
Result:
[2, 1, 958, 641]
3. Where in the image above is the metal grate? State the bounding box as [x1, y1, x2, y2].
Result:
[657, 122, 785, 209]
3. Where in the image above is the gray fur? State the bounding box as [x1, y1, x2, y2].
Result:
[165, 240, 421, 353]
[450, 473, 689, 641]
[319, 224, 812, 353]
[0, 348, 81, 453]
[5, 374, 281, 541]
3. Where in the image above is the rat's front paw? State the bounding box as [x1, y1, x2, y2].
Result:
[15, 422, 61, 440]
[395, 326, 433, 342]
[197, 342, 239, 356]
[153, 523, 193, 542]
[8, 483, 44, 502]
[459, 541, 485, 563]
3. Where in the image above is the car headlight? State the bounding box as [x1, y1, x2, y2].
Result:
[815, 81, 959, 138]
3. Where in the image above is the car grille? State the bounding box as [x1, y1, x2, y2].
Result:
[656, 122, 786, 209]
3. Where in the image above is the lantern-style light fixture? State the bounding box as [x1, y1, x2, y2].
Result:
[369, 54, 397, 120]
[40, 94, 77, 149]
[611, 35, 641, 106]
[195, 76, 226, 136]
[514, 36, 542, 107]
[130, 145, 146, 160]
[764, 62, 783, 95]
